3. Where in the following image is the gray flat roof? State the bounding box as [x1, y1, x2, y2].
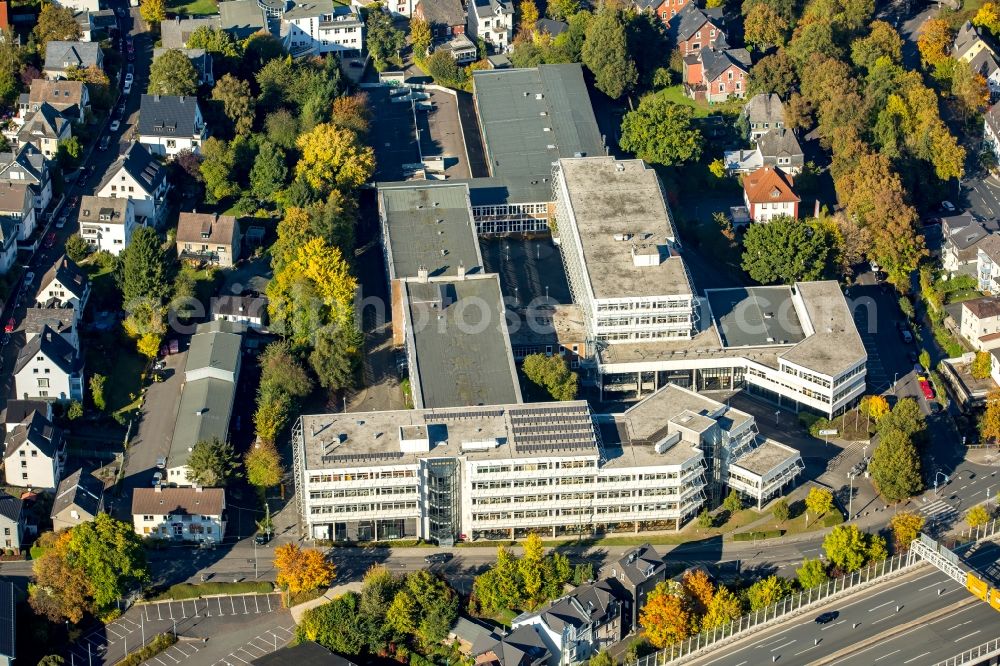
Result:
[557, 157, 692, 299]
[299, 401, 597, 469]
[473, 64, 604, 204]
[621, 384, 752, 442]
[405, 275, 522, 409]
[778, 281, 867, 377]
[705, 286, 806, 348]
[598, 421, 704, 468]
[378, 183, 483, 280]
[170, 377, 235, 466]
[730, 440, 800, 477]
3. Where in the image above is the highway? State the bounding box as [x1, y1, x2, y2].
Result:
[686, 544, 1000, 666]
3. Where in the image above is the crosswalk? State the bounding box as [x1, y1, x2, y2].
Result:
[919, 499, 958, 524]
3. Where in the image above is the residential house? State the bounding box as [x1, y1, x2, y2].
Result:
[942, 214, 993, 275]
[3, 411, 64, 490]
[75, 9, 118, 42]
[160, 16, 223, 49]
[985, 104, 1000, 165]
[210, 294, 267, 330]
[683, 47, 750, 103]
[16, 104, 71, 159]
[24, 307, 78, 350]
[137, 95, 208, 157]
[281, 0, 364, 56]
[415, 0, 466, 39]
[742, 166, 799, 222]
[131, 486, 226, 543]
[51, 467, 104, 531]
[744, 93, 785, 140]
[218, 0, 267, 40]
[668, 3, 725, 55]
[51, 0, 100, 14]
[13, 325, 84, 401]
[4, 400, 51, 433]
[449, 617, 497, 656]
[165, 321, 242, 486]
[954, 21, 994, 63]
[511, 581, 624, 665]
[467, 0, 513, 51]
[723, 127, 803, 175]
[35, 256, 90, 314]
[472, 625, 552, 666]
[43, 41, 104, 79]
[977, 233, 1000, 293]
[20, 79, 90, 123]
[78, 195, 137, 255]
[0, 182, 36, 246]
[0, 144, 53, 214]
[0, 199, 16, 274]
[439, 33, 478, 63]
[95, 142, 169, 225]
[152, 48, 215, 86]
[535, 18, 566, 36]
[960, 296, 1000, 351]
[176, 212, 241, 267]
[601, 544, 666, 630]
[634, 0, 690, 26]
[968, 47, 1000, 100]
[0, 581, 13, 666]
[0, 494, 22, 551]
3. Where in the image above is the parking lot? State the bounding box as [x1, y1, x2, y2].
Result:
[210, 624, 296, 665]
[140, 593, 284, 623]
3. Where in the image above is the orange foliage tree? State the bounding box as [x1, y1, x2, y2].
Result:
[274, 543, 335, 594]
[640, 582, 692, 648]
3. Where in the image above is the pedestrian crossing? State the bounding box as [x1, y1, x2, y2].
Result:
[919, 499, 958, 523]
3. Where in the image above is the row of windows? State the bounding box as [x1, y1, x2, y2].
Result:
[834, 363, 866, 387]
[595, 300, 691, 312]
[595, 314, 691, 327]
[779, 364, 832, 389]
[309, 485, 418, 500]
[308, 469, 417, 483]
[310, 501, 418, 515]
[748, 366, 832, 404]
[597, 329, 692, 342]
[474, 459, 596, 474]
[473, 503, 690, 522]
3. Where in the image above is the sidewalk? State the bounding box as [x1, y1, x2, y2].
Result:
[289, 581, 362, 623]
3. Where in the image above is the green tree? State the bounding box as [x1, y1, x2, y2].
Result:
[519, 533, 546, 607]
[876, 398, 925, 441]
[796, 557, 829, 589]
[66, 401, 83, 420]
[588, 651, 614, 666]
[359, 565, 398, 653]
[889, 511, 925, 549]
[548, 0, 579, 20]
[366, 4, 405, 70]
[386, 588, 418, 635]
[404, 570, 458, 646]
[310, 324, 361, 391]
[473, 546, 523, 613]
[139, 0, 166, 24]
[265, 109, 300, 151]
[244, 441, 285, 488]
[747, 51, 797, 97]
[298, 592, 366, 655]
[199, 137, 239, 203]
[582, 8, 638, 99]
[772, 498, 790, 523]
[619, 95, 701, 165]
[212, 74, 256, 136]
[742, 216, 832, 284]
[869, 429, 923, 502]
[823, 524, 874, 572]
[187, 26, 242, 59]
[186, 437, 240, 486]
[148, 50, 198, 96]
[424, 49, 468, 87]
[295, 123, 375, 195]
[410, 16, 432, 56]
[65, 514, 149, 609]
[65, 233, 90, 263]
[972, 351, 992, 379]
[249, 142, 288, 201]
[38, 656, 66, 666]
[521, 353, 578, 401]
[698, 508, 713, 528]
[805, 487, 834, 520]
[89, 374, 106, 411]
[746, 575, 791, 610]
[966, 504, 991, 528]
[851, 20, 902, 71]
[722, 489, 742, 514]
[744, 2, 788, 49]
[260, 341, 313, 397]
[118, 226, 170, 307]
[33, 4, 80, 50]
[255, 384, 291, 445]
[56, 137, 82, 169]
[702, 585, 742, 629]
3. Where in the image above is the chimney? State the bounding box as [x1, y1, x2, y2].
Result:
[457, 261, 465, 278]
[154, 484, 162, 493]
[417, 265, 429, 283]
[154, 94, 160, 102]
[194, 486, 202, 492]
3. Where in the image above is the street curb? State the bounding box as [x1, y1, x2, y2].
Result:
[811, 597, 977, 665]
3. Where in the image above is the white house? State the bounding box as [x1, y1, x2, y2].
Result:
[13, 325, 84, 401]
[131, 486, 226, 543]
[137, 95, 207, 157]
[281, 0, 364, 56]
[977, 234, 1000, 293]
[95, 142, 170, 225]
[51, 0, 101, 14]
[35, 256, 90, 315]
[959, 296, 1000, 351]
[210, 295, 267, 330]
[3, 411, 64, 491]
[986, 105, 1000, 166]
[0, 144, 54, 214]
[78, 196, 137, 255]
[24, 307, 78, 350]
[0, 213, 15, 275]
[742, 165, 799, 223]
[0, 495, 23, 551]
[467, 0, 514, 51]
[15, 104, 71, 159]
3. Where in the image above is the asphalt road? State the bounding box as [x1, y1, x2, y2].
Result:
[685, 543, 1000, 666]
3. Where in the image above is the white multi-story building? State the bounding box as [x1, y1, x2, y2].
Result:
[137, 95, 207, 158]
[13, 326, 84, 401]
[467, 0, 513, 50]
[78, 196, 137, 255]
[3, 411, 64, 491]
[281, 0, 364, 56]
[131, 486, 225, 543]
[552, 157, 696, 345]
[96, 143, 170, 226]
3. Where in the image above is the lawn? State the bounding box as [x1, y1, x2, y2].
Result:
[152, 581, 274, 601]
[166, 0, 217, 16]
[656, 85, 712, 118]
[83, 331, 146, 412]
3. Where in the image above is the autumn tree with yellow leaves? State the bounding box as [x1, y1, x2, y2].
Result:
[981, 390, 1000, 444]
[275, 543, 335, 594]
[640, 581, 692, 647]
[917, 18, 952, 68]
[294, 123, 375, 196]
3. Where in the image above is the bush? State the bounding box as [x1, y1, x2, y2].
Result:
[732, 530, 784, 541]
[153, 581, 274, 601]
[898, 296, 915, 319]
[822, 510, 845, 527]
[114, 633, 176, 666]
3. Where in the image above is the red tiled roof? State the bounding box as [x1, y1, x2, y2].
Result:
[743, 166, 800, 204]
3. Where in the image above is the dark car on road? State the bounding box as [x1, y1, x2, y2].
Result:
[254, 532, 272, 545]
[424, 552, 452, 564]
[43, 232, 56, 248]
[814, 611, 839, 624]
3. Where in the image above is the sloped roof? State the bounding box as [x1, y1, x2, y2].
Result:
[615, 543, 665, 586]
[0, 581, 12, 659]
[160, 16, 222, 49]
[185, 319, 242, 376]
[44, 41, 102, 70]
[535, 18, 567, 35]
[132, 487, 225, 516]
[218, 0, 267, 37]
[416, 0, 466, 27]
[0, 494, 20, 525]
[700, 47, 751, 82]
[672, 2, 723, 42]
[968, 46, 1000, 80]
[0, 144, 47, 186]
[37, 255, 88, 302]
[743, 166, 799, 204]
[4, 410, 62, 459]
[51, 468, 104, 520]
[98, 142, 166, 195]
[18, 103, 69, 140]
[4, 400, 49, 427]
[953, 20, 992, 60]
[138, 95, 202, 138]
[27, 79, 87, 109]
[474, 625, 550, 666]
[0, 181, 30, 214]
[79, 195, 130, 226]
[14, 325, 82, 375]
[24, 306, 75, 340]
[471, 0, 513, 18]
[745, 93, 784, 125]
[252, 641, 357, 666]
[963, 295, 1000, 320]
[756, 127, 803, 162]
[176, 211, 238, 246]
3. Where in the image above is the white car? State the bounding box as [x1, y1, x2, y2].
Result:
[123, 81, 132, 95]
[110, 120, 120, 131]
[124, 72, 133, 84]
[152, 471, 163, 486]
[941, 200, 956, 212]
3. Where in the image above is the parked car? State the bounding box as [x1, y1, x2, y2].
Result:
[152, 471, 163, 486]
[159, 338, 180, 355]
[99, 135, 111, 151]
[918, 376, 935, 400]
[155, 456, 166, 469]
[424, 552, 452, 564]
[55, 215, 67, 229]
[900, 329, 913, 343]
[23, 271, 34, 285]
[815, 611, 839, 625]
[254, 532, 272, 545]
[124, 73, 133, 84]
[941, 201, 956, 212]
[110, 120, 120, 132]
[43, 232, 56, 248]
[123, 81, 132, 95]
[4, 318, 14, 334]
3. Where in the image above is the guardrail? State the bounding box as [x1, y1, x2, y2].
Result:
[934, 636, 1000, 665]
[956, 517, 999, 544]
[632, 551, 919, 666]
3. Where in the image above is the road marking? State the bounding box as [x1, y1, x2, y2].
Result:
[161, 650, 180, 663]
[254, 595, 260, 613]
[169, 602, 174, 620]
[243, 596, 249, 614]
[794, 644, 822, 656]
[227, 654, 248, 664]
[821, 620, 846, 631]
[868, 600, 894, 612]
[231, 596, 236, 615]
[918, 582, 941, 591]
[874, 650, 901, 662]
[218, 597, 225, 616]
[157, 604, 163, 620]
[872, 614, 896, 624]
[947, 620, 972, 630]
[770, 640, 796, 652]
[267, 595, 272, 612]
[903, 653, 931, 664]
[955, 630, 981, 642]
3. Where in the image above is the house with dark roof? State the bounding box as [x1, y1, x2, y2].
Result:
[43, 41, 104, 79]
[954, 20, 994, 64]
[96, 142, 170, 225]
[3, 400, 51, 433]
[25, 306, 78, 350]
[3, 411, 64, 490]
[743, 166, 799, 222]
[0, 494, 23, 551]
[942, 214, 995, 275]
[0, 144, 53, 214]
[472, 624, 551, 666]
[683, 46, 750, 103]
[958, 295, 1000, 351]
[601, 544, 666, 630]
[211, 294, 267, 330]
[160, 15, 223, 49]
[0, 181, 35, 253]
[968, 46, 1000, 99]
[138, 94, 208, 157]
[152, 48, 215, 86]
[251, 641, 357, 665]
[414, 0, 466, 39]
[36, 255, 89, 314]
[16, 102, 71, 159]
[176, 212, 241, 267]
[0, 580, 13, 665]
[535, 18, 566, 36]
[467, 0, 513, 50]
[0, 187, 19, 274]
[131, 486, 226, 543]
[985, 105, 1000, 165]
[78, 195, 137, 255]
[14, 324, 84, 401]
[668, 2, 725, 55]
[20, 79, 90, 123]
[744, 93, 785, 140]
[511, 580, 624, 664]
[51, 468, 104, 531]
[218, 0, 267, 40]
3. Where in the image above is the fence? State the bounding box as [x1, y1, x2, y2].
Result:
[632, 551, 919, 666]
[934, 636, 1000, 665]
[956, 517, 1000, 544]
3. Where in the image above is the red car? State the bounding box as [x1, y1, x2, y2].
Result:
[918, 376, 935, 400]
[43, 232, 56, 248]
[3, 318, 13, 333]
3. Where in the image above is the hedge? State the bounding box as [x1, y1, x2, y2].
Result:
[732, 530, 784, 541]
[153, 581, 273, 601]
[114, 633, 176, 666]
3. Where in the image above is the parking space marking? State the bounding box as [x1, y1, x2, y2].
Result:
[254, 596, 260, 613]
[243, 596, 248, 614]
[231, 596, 237, 615]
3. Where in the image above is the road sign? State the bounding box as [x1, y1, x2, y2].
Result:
[818, 429, 839, 436]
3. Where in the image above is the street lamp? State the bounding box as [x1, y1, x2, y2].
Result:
[848, 472, 855, 520]
[934, 471, 949, 495]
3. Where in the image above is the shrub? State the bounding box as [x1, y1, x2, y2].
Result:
[153, 581, 273, 601]
[732, 530, 783, 541]
[114, 633, 176, 666]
